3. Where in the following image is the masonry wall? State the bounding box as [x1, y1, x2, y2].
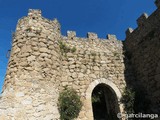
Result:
[60, 33, 126, 119]
[1, 2, 160, 119]
[0, 10, 62, 120]
[0, 9, 126, 120]
[125, 2, 160, 114]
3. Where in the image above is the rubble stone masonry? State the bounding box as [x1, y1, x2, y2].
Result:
[0, 0, 160, 119]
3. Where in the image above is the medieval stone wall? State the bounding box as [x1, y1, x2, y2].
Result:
[0, 9, 61, 120]
[125, 1, 160, 114]
[0, 9, 126, 120]
[0, 0, 160, 119]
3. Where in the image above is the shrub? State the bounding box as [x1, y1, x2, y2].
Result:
[58, 87, 82, 120]
[121, 87, 135, 114]
[59, 41, 70, 53]
[58, 41, 76, 55]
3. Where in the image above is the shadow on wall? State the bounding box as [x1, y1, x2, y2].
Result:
[123, 43, 152, 115]
[122, 7, 160, 116]
[122, 1, 160, 116]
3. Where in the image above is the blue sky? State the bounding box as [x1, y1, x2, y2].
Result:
[0, 0, 156, 92]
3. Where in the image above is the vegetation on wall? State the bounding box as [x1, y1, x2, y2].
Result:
[58, 41, 76, 55]
[26, 27, 32, 32]
[58, 87, 82, 120]
[92, 88, 102, 103]
[121, 87, 135, 114]
[121, 86, 151, 115]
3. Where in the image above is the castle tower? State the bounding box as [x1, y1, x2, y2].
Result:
[0, 9, 62, 119]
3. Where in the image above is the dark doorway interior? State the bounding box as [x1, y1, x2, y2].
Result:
[92, 84, 119, 120]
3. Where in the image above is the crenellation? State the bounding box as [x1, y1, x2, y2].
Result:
[136, 13, 148, 26]
[52, 18, 61, 31]
[125, 1, 160, 115]
[28, 9, 42, 18]
[125, 8, 160, 44]
[87, 32, 98, 40]
[107, 34, 117, 40]
[67, 31, 76, 39]
[125, 28, 134, 37]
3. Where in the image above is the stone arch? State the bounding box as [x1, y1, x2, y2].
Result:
[84, 78, 123, 120]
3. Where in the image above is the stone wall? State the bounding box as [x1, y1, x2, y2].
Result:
[0, 9, 126, 120]
[1, 1, 160, 119]
[60, 33, 126, 119]
[125, 0, 160, 114]
[0, 9, 61, 120]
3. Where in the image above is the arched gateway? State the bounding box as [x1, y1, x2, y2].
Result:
[85, 78, 123, 120]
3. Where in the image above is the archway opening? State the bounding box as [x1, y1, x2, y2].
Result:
[91, 83, 119, 120]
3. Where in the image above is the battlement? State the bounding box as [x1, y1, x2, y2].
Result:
[107, 34, 117, 40]
[16, 9, 120, 45]
[125, 28, 134, 37]
[136, 13, 148, 26]
[87, 32, 98, 40]
[67, 31, 76, 39]
[28, 9, 42, 17]
[124, 1, 160, 114]
[125, 0, 160, 43]
[66, 30, 117, 41]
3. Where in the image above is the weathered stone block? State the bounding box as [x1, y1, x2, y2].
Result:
[15, 92, 24, 97]
[87, 32, 98, 40]
[67, 31, 76, 38]
[39, 48, 50, 53]
[107, 34, 117, 40]
[21, 98, 32, 105]
[27, 55, 36, 62]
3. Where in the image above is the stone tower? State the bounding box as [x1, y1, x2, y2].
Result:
[0, 9, 63, 119]
[0, 0, 160, 119]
